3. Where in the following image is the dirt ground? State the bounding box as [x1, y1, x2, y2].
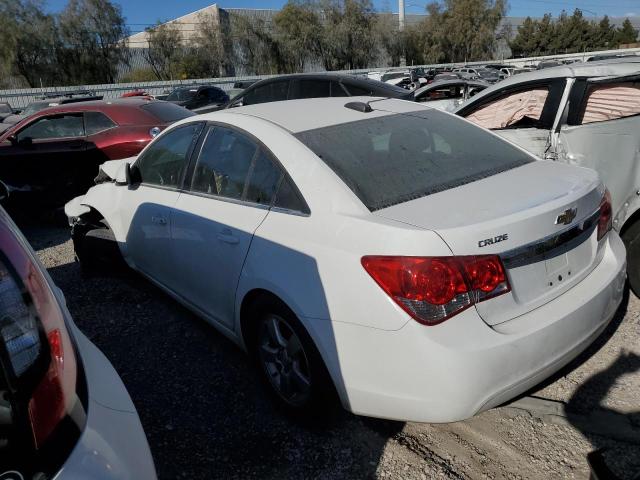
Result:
[26, 222, 640, 480]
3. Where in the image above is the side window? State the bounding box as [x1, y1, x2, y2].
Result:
[245, 150, 282, 205]
[465, 88, 549, 130]
[85, 111, 116, 135]
[274, 176, 308, 213]
[290, 80, 331, 100]
[136, 123, 202, 188]
[243, 81, 289, 106]
[190, 126, 258, 200]
[16, 114, 84, 141]
[345, 85, 372, 96]
[330, 82, 348, 97]
[581, 82, 640, 124]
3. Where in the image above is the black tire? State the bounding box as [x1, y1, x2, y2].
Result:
[246, 295, 338, 418]
[72, 222, 124, 275]
[622, 220, 640, 297]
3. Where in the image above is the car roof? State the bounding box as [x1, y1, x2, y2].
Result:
[458, 58, 640, 107]
[199, 97, 425, 133]
[248, 73, 412, 96]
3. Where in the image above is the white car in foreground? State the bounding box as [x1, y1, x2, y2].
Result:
[65, 97, 626, 423]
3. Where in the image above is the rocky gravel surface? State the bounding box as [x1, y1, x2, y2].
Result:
[24, 221, 640, 480]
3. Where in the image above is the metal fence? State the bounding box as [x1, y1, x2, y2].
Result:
[1, 46, 639, 110]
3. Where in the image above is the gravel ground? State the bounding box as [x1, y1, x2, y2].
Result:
[24, 221, 640, 480]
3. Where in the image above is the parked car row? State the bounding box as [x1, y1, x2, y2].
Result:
[1, 57, 639, 478]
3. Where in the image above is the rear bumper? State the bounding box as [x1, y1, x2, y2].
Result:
[54, 325, 157, 479]
[307, 232, 626, 423]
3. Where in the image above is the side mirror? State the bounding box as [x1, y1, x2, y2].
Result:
[116, 162, 140, 186]
[125, 163, 142, 186]
[7, 135, 17, 146]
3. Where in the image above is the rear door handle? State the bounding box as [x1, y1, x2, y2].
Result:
[151, 215, 167, 225]
[217, 230, 239, 245]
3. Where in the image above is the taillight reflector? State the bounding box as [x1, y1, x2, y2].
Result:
[362, 255, 510, 325]
[597, 189, 612, 241]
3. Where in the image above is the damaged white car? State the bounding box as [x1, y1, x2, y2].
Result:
[64, 98, 625, 423]
[456, 59, 640, 293]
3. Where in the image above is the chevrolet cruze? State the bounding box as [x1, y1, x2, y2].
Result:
[65, 97, 626, 422]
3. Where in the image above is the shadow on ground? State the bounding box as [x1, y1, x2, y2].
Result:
[46, 259, 404, 480]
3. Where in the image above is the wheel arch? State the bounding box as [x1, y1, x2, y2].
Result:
[237, 287, 347, 407]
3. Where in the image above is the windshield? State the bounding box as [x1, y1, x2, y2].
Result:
[21, 102, 49, 116]
[295, 109, 533, 211]
[166, 88, 198, 101]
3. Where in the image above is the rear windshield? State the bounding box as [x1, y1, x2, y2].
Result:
[295, 109, 533, 211]
[141, 102, 195, 123]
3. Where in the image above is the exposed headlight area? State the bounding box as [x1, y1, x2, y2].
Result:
[0, 213, 85, 477]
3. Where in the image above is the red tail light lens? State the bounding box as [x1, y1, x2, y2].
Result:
[597, 189, 612, 241]
[362, 255, 510, 325]
[0, 222, 77, 450]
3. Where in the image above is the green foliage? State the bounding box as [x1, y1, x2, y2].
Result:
[615, 18, 639, 45]
[144, 21, 184, 80]
[57, 0, 129, 84]
[511, 10, 638, 56]
[119, 67, 157, 83]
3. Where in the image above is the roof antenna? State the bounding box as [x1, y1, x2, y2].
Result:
[344, 97, 391, 113]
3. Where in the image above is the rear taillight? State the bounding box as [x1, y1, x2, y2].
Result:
[361, 255, 510, 325]
[0, 223, 77, 450]
[597, 189, 612, 241]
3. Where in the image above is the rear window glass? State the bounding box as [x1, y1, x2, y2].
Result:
[295, 110, 532, 211]
[141, 102, 195, 123]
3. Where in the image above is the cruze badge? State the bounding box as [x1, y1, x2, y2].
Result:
[556, 208, 577, 226]
[478, 234, 508, 248]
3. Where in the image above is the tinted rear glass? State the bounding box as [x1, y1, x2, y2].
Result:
[141, 102, 196, 123]
[295, 109, 533, 211]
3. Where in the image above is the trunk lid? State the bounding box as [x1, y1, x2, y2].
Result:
[374, 160, 605, 326]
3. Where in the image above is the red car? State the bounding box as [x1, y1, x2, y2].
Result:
[0, 98, 194, 206]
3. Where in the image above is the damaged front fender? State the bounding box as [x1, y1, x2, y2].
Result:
[65, 195, 91, 225]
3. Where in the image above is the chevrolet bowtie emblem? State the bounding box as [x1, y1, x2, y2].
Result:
[556, 208, 577, 225]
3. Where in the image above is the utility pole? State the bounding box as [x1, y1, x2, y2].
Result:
[399, 0, 405, 32]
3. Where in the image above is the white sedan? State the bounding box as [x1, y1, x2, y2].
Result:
[65, 97, 626, 423]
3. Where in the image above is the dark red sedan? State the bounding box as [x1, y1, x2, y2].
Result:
[0, 98, 194, 206]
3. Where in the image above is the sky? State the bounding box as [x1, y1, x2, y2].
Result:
[44, 0, 640, 32]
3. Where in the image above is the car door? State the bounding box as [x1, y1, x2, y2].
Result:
[122, 122, 204, 287]
[170, 124, 284, 328]
[556, 74, 640, 222]
[458, 79, 566, 158]
[0, 113, 87, 198]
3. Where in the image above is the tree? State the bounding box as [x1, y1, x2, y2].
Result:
[615, 18, 638, 45]
[373, 11, 404, 67]
[57, 0, 129, 84]
[593, 15, 615, 49]
[422, 0, 506, 63]
[143, 21, 184, 80]
[230, 12, 284, 75]
[510, 16, 537, 57]
[318, 0, 377, 70]
[273, 1, 323, 73]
